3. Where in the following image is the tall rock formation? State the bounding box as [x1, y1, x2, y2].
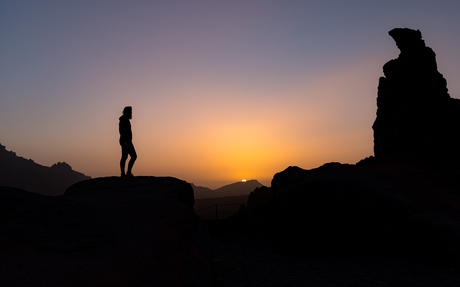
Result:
[232, 29, 460, 265]
[372, 28, 460, 167]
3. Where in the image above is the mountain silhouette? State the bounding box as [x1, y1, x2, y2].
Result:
[0, 143, 90, 196]
[192, 179, 263, 199]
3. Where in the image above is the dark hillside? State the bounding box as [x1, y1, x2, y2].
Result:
[195, 195, 249, 220]
[0, 143, 90, 195]
[193, 180, 263, 199]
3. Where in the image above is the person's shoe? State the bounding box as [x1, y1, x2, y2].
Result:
[121, 172, 126, 178]
[126, 172, 134, 178]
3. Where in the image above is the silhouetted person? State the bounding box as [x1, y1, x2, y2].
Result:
[119, 106, 137, 178]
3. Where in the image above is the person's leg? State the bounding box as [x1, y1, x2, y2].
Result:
[120, 145, 129, 176]
[127, 143, 137, 176]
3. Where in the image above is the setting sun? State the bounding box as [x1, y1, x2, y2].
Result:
[242, 179, 246, 182]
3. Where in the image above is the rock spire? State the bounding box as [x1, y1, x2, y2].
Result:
[372, 28, 460, 167]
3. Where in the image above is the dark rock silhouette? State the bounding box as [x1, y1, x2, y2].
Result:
[192, 179, 263, 199]
[233, 29, 460, 263]
[245, 185, 273, 210]
[0, 143, 90, 195]
[0, 176, 212, 286]
[372, 28, 460, 167]
[235, 163, 460, 262]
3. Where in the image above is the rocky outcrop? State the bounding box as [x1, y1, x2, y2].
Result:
[232, 28, 460, 264]
[0, 176, 212, 286]
[0, 143, 90, 195]
[236, 163, 460, 262]
[372, 28, 460, 167]
[246, 186, 273, 210]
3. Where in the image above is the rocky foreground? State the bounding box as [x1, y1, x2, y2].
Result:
[0, 176, 212, 287]
[238, 162, 460, 264]
[215, 161, 460, 286]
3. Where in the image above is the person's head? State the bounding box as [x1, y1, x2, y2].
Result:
[123, 106, 132, 119]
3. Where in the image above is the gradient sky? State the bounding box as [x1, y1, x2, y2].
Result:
[2, 1, 460, 188]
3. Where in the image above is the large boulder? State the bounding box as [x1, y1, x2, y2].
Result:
[237, 163, 460, 262]
[0, 176, 212, 286]
[372, 28, 460, 167]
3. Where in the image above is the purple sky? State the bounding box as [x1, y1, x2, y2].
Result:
[1, 1, 460, 188]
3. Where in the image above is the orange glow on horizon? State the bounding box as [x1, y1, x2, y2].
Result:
[29, 60, 377, 190]
[2, 51, 377, 190]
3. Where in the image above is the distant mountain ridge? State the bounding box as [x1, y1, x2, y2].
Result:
[192, 179, 263, 199]
[0, 143, 90, 196]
